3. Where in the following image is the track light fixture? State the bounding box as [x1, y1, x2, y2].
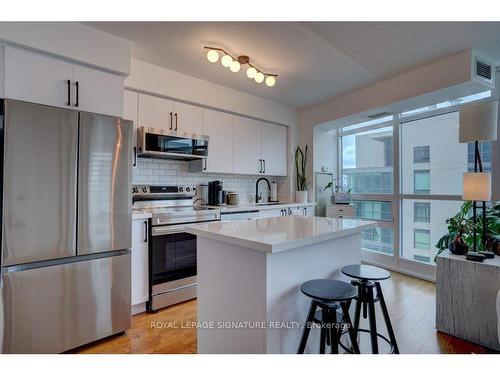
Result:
[205, 46, 278, 87]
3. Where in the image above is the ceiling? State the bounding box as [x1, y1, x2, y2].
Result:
[86, 22, 500, 110]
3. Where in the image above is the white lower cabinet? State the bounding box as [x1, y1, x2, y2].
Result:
[131, 219, 149, 308]
[259, 208, 286, 218]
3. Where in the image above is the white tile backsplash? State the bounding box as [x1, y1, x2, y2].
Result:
[133, 158, 289, 204]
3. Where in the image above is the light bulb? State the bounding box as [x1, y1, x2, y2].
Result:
[246, 67, 257, 79]
[206, 49, 219, 63]
[265, 76, 276, 87]
[230, 60, 241, 73]
[221, 54, 233, 68]
[254, 72, 264, 83]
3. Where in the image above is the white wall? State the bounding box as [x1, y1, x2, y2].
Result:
[313, 127, 337, 175]
[0, 22, 131, 75]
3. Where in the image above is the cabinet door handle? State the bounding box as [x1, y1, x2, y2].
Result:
[133, 146, 137, 167]
[75, 81, 79, 107]
[203, 158, 207, 171]
[169, 112, 173, 130]
[175, 113, 178, 131]
[303, 207, 306, 215]
[67, 79, 71, 106]
[144, 221, 148, 243]
[263, 159, 266, 174]
[259, 159, 262, 173]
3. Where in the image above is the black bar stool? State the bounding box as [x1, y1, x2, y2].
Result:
[297, 279, 360, 354]
[341, 264, 399, 354]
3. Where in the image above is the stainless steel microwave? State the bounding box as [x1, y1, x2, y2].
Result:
[137, 126, 208, 161]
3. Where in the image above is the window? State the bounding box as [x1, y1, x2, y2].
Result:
[468, 142, 492, 172]
[338, 90, 492, 273]
[414, 202, 430, 223]
[342, 126, 393, 194]
[413, 146, 430, 163]
[414, 170, 430, 194]
[401, 91, 491, 118]
[401, 111, 467, 196]
[361, 228, 393, 255]
[354, 200, 392, 221]
[414, 229, 430, 249]
[384, 138, 393, 167]
[401, 199, 462, 266]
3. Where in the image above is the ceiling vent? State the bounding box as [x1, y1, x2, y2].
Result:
[366, 111, 392, 119]
[472, 52, 495, 88]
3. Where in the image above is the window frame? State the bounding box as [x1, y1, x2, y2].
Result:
[335, 90, 492, 281]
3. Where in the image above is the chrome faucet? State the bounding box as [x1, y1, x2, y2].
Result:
[255, 177, 271, 203]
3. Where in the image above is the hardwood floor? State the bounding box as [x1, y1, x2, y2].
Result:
[73, 271, 493, 354]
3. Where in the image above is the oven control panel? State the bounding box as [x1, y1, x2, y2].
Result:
[132, 185, 195, 196]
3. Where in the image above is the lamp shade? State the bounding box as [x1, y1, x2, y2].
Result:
[459, 100, 498, 143]
[462, 172, 492, 201]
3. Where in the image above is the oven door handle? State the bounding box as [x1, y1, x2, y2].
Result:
[152, 224, 187, 236]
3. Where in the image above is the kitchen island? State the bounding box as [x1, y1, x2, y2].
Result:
[186, 215, 376, 354]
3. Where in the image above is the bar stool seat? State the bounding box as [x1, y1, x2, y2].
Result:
[301, 279, 357, 301]
[341, 264, 390, 281]
[297, 279, 359, 354]
[341, 264, 399, 354]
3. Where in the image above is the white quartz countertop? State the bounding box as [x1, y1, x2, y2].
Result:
[206, 202, 315, 213]
[132, 210, 153, 219]
[186, 215, 377, 253]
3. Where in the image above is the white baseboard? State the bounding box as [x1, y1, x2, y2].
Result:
[131, 302, 147, 315]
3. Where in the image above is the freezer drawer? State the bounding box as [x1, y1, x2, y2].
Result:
[2, 100, 78, 266]
[0, 253, 131, 353]
[78, 113, 132, 255]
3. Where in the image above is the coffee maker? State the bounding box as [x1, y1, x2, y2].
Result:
[208, 180, 223, 205]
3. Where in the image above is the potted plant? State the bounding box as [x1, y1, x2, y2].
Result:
[323, 176, 352, 204]
[295, 145, 308, 203]
[435, 201, 500, 261]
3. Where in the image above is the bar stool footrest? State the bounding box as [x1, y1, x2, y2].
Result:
[339, 329, 395, 354]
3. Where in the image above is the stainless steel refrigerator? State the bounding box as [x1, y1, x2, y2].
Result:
[0, 100, 132, 353]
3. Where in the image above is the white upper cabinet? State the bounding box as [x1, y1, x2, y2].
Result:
[124, 90, 139, 168]
[262, 122, 287, 176]
[137, 94, 203, 135]
[202, 109, 233, 174]
[4, 45, 124, 117]
[72, 64, 123, 117]
[138, 94, 174, 131]
[4, 46, 73, 108]
[232, 115, 263, 175]
[173, 101, 203, 135]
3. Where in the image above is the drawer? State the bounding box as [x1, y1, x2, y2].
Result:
[326, 205, 355, 218]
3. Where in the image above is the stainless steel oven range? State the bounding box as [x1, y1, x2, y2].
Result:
[132, 185, 220, 312]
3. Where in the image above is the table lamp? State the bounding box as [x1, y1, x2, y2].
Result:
[459, 100, 498, 252]
[462, 172, 492, 251]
